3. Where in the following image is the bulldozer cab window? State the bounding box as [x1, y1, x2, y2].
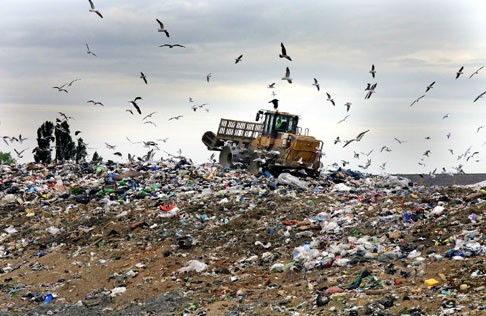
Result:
[275, 115, 295, 134]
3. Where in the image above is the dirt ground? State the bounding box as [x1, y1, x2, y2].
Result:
[0, 167, 485, 315]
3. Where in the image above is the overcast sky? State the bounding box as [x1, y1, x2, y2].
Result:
[1, 0, 485, 174]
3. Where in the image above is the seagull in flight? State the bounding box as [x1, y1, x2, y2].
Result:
[425, 81, 435, 92]
[442, 113, 450, 120]
[105, 142, 116, 150]
[342, 129, 370, 148]
[18, 135, 28, 143]
[86, 43, 96, 56]
[361, 149, 374, 157]
[394, 137, 407, 144]
[337, 114, 350, 124]
[67, 78, 81, 87]
[344, 102, 352, 112]
[168, 115, 183, 121]
[87, 100, 104, 106]
[53, 86, 68, 93]
[456, 66, 464, 79]
[58, 112, 73, 121]
[469, 66, 484, 79]
[206, 73, 212, 82]
[159, 44, 185, 48]
[282, 67, 292, 83]
[156, 19, 169, 37]
[355, 129, 370, 141]
[269, 99, 279, 110]
[143, 112, 157, 120]
[369, 64, 376, 78]
[474, 91, 486, 103]
[410, 95, 425, 107]
[14, 148, 28, 158]
[279, 42, 292, 61]
[364, 83, 377, 99]
[381, 145, 392, 152]
[140, 72, 148, 84]
[235, 54, 243, 64]
[312, 78, 320, 91]
[326, 92, 335, 106]
[144, 121, 157, 127]
[88, 0, 103, 18]
[268, 82, 275, 89]
[129, 97, 143, 115]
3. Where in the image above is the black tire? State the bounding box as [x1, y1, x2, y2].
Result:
[248, 153, 262, 175]
[219, 146, 233, 167]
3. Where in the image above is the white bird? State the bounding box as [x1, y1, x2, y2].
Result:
[282, 67, 292, 83]
[337, 114, 350, 124]
[469, 66, 484, 79]
[88, 0, 103, 18]
[156, 19, 169, 37]
[168, 115, 183, 121]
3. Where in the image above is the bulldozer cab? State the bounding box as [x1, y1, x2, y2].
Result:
[259, 111, 298, 137]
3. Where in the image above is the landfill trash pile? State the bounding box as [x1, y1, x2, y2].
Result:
[0, 160, 485, 316]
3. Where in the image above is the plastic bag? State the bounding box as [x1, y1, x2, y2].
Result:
[277, 173, 308, 190]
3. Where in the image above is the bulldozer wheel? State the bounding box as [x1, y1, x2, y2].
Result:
[248, 153, 262, 175]
[219, 146, 233, 167]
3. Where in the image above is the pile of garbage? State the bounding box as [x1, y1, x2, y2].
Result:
[0, 159, 485, 315]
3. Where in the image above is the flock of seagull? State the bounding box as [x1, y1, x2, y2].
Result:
[265, 43, 484, 175]
[1, 0, 485, 175]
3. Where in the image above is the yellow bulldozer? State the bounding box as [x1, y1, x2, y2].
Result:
[202, 109, 323, 176]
